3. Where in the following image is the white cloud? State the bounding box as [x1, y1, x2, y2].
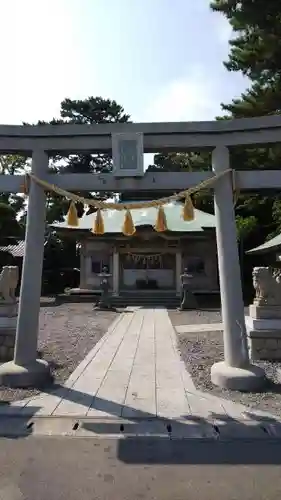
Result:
[215, 16, 233, 44]
[142, 67, 222, 123]
[0, 0, 82, 124]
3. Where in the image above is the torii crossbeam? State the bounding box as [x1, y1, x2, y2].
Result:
[1, 115, 281, 390]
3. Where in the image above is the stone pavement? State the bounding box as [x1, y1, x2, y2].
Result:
[175, 322, 223, 333]
[1, 307, 281, 438]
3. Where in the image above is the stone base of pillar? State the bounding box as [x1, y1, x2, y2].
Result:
[211, 361, 266, 392]
[247, 329, 281, 360]
[245, 309, 281, 360]
[0, 359, 51, 388]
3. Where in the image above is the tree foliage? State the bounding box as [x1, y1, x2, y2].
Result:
[210, 0, 281, 246]
[0, 155, 28, 216]
[28, 96, 131, 224]
[0, 203, 22, 246]
[210, 0, 281, 84]
[152, 1, 281, 255]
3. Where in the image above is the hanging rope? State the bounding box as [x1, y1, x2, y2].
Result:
[23, 168, 234, 235]
[26, 169, 232, 210]
[232, 169, 240, 207]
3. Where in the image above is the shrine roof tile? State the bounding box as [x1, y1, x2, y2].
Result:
[247, 234, 281, 255]
[0, 240, 25, 257]
[51, 201, 216, 233]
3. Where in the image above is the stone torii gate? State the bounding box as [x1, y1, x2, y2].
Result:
[1, 116, 281, 391]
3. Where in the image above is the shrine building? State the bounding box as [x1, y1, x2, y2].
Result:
[51, 198, 219, 299]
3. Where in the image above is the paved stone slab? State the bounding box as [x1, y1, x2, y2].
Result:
[54, 311, 136, 417]
[87, 309, 145, 418]
[13, 312, 132, 418]
[186, 392, 226, 420]
[169, 420, 217, 439]
[122, 309, 156, 418]
[1, 307, 280, 433]
[214, 421, 270, 439]
[175, 323, 223, 334]
[154, 309, 190, 419]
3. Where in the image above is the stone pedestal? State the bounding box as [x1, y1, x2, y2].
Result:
[179, 271, 197, 310]
[249, 304, 281, 320]
[0, 302, 18, 361]
[246, 306, 281, 360]
[96, 268, 113, 309]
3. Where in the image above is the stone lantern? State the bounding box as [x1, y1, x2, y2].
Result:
[179, 267, 197, 310]
[97, 265, 112, 309]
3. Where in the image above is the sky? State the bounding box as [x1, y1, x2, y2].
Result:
[0, 0, 249, 167]
[0, 0, 249, 123]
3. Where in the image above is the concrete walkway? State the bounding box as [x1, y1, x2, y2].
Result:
[1, 308, 281, 438]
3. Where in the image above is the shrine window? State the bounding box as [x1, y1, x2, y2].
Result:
[91, 256, 110, 274]
[183, 256, 205, 274]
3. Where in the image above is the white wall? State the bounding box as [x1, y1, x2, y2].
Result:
[182, 239, 218, 291]
[122, 269, 174, 288]
[79, 237, 218, 293]
[81, 240, 113, 290]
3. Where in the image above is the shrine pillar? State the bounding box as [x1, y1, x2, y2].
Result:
[176, 252, 182, 296]
[112, 251, 120, 296]
[0, 150, 50, 387]
[210, 146, 265, 391]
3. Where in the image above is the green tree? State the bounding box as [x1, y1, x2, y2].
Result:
[0, 154, 28, 216]
[210, 0, 281, 246]
[0, 203, 22, 246]
[146, 151, 216, 213]
[0, 155, 27, 266]
[211, 0, 281, 85]
[0, 202, 23, 266]
[31, 96, 130, 223]
[207, 0, 281, 293]
[26, 96, 130, 294]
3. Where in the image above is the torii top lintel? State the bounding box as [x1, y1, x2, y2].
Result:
[1, 115, 281, 194]
[0, 114, 280, 154]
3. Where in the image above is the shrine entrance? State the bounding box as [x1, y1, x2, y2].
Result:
[0, 116, 280, 392]
[120, 252, 176, 291]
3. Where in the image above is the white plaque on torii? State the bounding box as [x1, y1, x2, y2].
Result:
[112, 132, 144, 177]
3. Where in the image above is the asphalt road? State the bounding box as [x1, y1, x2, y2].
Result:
[1, 437, 281, 500]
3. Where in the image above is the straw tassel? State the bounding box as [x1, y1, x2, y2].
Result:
[182, 195, 194, 221]
[92, 209, 105, 235]
[122, 209, 136, 236]
[67, 201, 79, 226]
[155, 205, 167, 232]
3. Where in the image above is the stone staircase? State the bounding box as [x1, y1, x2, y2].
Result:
[57, 291, 219, 308]
[57, 291, 179, 308]
[111, 293, 180, 308]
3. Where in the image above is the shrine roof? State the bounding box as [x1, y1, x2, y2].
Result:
[51, 201, 216, 233]
[247, 233, 281, 255]
[0, 239, 25, 257]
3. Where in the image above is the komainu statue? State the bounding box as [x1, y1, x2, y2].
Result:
[0, 266, 19, 303]
[252, 266, 281, 306]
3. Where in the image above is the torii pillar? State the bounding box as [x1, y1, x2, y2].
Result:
[0, 149, 50, 387]
[211, 146, 265, 390]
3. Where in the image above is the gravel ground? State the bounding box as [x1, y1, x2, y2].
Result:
[169, 309, 281, 417]
[0, 300, 119, 404]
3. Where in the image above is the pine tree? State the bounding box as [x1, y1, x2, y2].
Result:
[210, 0, 281, 242]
